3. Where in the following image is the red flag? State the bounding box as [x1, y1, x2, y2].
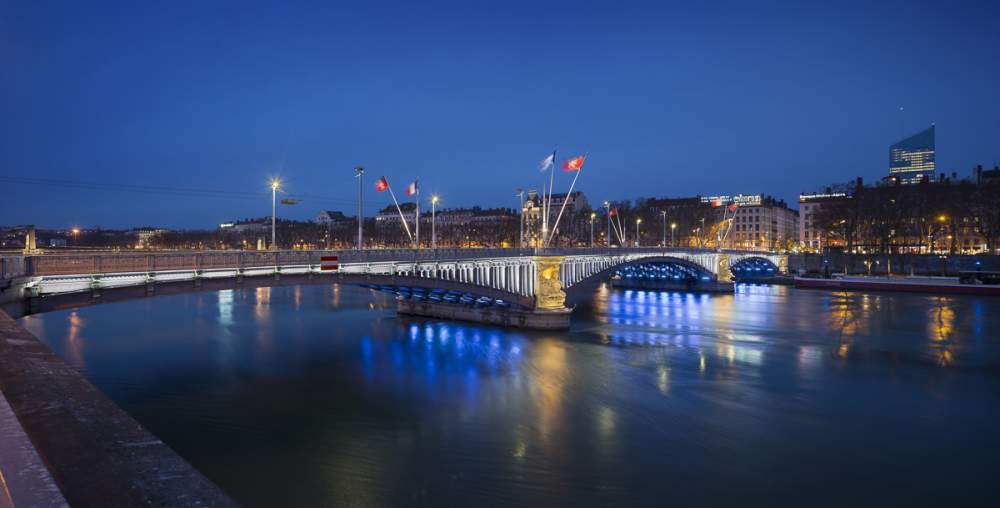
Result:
[405, 180, 417, 197]
[710, 199, 722, 208]
[727, 203, 738, 212]
[609, 208, 618, 217]
[563, 155, 585, 171]
[375, 176, 389, 193]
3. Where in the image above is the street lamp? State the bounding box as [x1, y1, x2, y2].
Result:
[269, 178, 281, 250]
[431, 195, 439, 250]
[603, 201, 611, 248]
[636, 218, 642, 247]
[354, 167, 364, 250]
[671, 222, 676, 247]
[590, 212, 596, 248]
[516, 189, 525, 249]
[660, 211, 666, 247]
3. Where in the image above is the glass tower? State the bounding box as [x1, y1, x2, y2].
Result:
[889, 125, 935, 184]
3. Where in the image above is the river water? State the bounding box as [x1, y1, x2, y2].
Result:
[18, 284, 1000, 507]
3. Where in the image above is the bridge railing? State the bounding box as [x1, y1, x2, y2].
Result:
[16, 246, 727, 277]
[1, 255, 27, 279]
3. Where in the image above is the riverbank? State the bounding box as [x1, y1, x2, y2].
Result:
[0, 310, 236, 507]
[794, 275, 1000, 296]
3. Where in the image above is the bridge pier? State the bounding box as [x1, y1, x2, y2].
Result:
[396, 255, 572, 330]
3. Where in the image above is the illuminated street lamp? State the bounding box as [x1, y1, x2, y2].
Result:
[269, 178, 281, 250]
[589, 212, 596, 248]
[636, 218, 642, 247]
[671, 222, 677, 247]
[660, 211, 667, 247]
[603, 201, 611, 248]
[431, 195, 439, 250]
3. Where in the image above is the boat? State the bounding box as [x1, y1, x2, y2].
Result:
[794, 274, 1000, 296]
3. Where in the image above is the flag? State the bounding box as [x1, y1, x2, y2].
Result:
[728, 203, 738, 212]
[563, 155, 585, 171]
[375, 176, 389, 192]
[609, 208, 618, 217]
[539, 151, 555, 172]
[710, 199, 723, 208]
[405, 180, 418, 197]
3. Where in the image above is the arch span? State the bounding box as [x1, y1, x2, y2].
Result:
[562, 255, 718, 293]
[729, 256, 779, 279]
[17, 272, 534, 318]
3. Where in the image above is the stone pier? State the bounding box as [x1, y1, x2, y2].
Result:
[396, 256, 574, 330]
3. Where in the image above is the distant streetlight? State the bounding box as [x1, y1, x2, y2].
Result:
[590, 212, 596, 248]
[431, 195, 439, 250]
[671, 222, 677, 247]
[516, 189, 525, 249]
[603, 201, 611, 248]
[269, 178, 281, 250]
[660, 211, 666, 247]
[636, 218, 642, 247]
[355, 167, 364, 250]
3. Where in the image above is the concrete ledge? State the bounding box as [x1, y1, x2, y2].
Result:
[0, 310, 237, 507]
[398, 299, 571, 330]
[0, 388, 68, 507]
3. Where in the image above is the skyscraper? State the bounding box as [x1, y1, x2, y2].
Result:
[889, 125, 935, 184]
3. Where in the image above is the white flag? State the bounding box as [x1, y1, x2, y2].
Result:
[538, 151, 555, 172]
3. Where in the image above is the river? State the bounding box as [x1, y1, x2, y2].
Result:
[18, 283, 1000, 507]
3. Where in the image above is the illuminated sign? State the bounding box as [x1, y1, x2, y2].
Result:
[700, 194, 762, 207]
[798, 193, 847, 202]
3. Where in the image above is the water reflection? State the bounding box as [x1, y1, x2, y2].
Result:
[18, 283, 1000, 507]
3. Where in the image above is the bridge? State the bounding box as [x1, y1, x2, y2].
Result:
[1, 248, 787, 327]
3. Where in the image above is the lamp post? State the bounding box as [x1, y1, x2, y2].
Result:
[269, 178, 281, 250]
[699, 217, 705, 248]
[636, 218, 642, 247]
[671, 222, 676, 247]
[354, 167, 364, 250]
[603, 201, 611, 248]
[590, 212, 596, 248]
[516, 189, 525, 249]
[660, 211, 666, 247]
[431, 195, 439, 250]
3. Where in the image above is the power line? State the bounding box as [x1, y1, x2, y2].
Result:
[0, 176, 388, 211]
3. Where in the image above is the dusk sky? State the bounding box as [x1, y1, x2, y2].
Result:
[3, 0, 999, 229]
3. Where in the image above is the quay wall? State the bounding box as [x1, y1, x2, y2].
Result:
[0, 310, 237, 507]
[787, 253, 1000, 277]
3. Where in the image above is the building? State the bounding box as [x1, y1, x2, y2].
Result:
[889, 125, 935, 184]
[547, 192, 589, 216]
[375, 203, 417, 225]
[798, 191, 851, 252]
[315, 210, 352, 226]
[132, 227, 169, 248]
[715, 195, 798, 251]
[225, 220, 269, 234]
[976, 164, 1000, 185]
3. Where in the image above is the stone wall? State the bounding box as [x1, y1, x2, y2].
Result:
[787, 253, 1000, 276]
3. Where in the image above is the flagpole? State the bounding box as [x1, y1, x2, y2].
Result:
[414, 181, 420, 249]
[546, 149, 556, 245]
[386, 183, 413, 244]
[615, 207, 627, 247]
[545, 153, 585, 247]
[538, 182, 549, 245]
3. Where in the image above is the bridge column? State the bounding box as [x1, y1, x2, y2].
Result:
[717, 254, 733, 282]
[533, 256, 566, 310]
[777, 255, 789, 274]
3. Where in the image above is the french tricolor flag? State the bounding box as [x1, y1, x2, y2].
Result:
[405, 180, 418, 196]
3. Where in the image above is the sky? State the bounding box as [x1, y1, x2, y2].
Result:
[2, 0, 1000, 229]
